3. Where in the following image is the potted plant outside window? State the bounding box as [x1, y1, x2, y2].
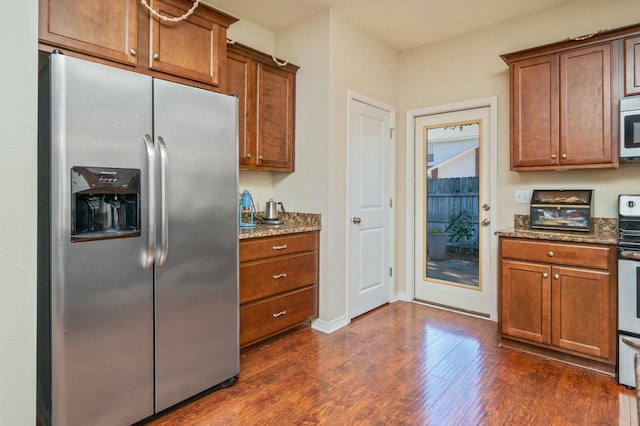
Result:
[428, 227, 447, 261]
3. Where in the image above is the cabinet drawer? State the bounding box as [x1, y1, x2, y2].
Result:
[240, 252, 318, 304]
[240, 232, 317, 262]
[240, 286, 317, 347]
[501, 239, 610, 269]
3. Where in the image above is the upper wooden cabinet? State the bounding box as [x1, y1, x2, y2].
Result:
[625, 35, 640, 96]
[39, 0, 139, 66]
[39, 0, 237, 90]
[500, 24, 640, 172]
[227, 42, 299, 172]
[503, 41, 618, 171]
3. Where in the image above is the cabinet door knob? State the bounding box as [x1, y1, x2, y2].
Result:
[548, 251, 554, 257]
[352, 217, 362, 224]
[258, 155, 264, 160]
[130, 48, 137, 56]
[561, 153, 567, 159]
[246, 153, 252, 158]
[543, 273, 549, 278]
[554, 274, 560, 279]
[551, 154, 557, 159]
[153, 53, 160, 60]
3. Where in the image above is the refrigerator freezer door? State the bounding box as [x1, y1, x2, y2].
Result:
[153, 78, 239, 411]
[46, 55, 154, 425]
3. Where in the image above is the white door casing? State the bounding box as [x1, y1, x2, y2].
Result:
[405, 98, 498, 321]
[347, 91, 395, 319]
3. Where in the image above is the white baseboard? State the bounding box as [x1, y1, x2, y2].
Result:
[311, 314, 350, 334]
[393, 292, 410, 302]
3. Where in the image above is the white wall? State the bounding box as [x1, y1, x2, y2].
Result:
[272, 11, 333, 319]
[324, 11, 398, 318]
[232, 9, 400, 323]
[396, 0, 640, 294]
[0, 1, 38, 424]
[8, 0, 639, 420]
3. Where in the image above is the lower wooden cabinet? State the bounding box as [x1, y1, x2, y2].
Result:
[239, 232, 319, 348]
[499, 237, 616, 365]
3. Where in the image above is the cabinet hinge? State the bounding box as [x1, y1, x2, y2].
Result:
[390, 198, 393, 208]
[389, 267, 393, 277]
[390, 128, 395, 139]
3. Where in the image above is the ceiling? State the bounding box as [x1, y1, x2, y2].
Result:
[204, 0, 580, 51]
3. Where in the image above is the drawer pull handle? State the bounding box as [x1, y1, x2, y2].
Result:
[272, 244, 288, 250]
[548, 251, 554, 257]
[273, 273, 287, 279]
[272, 310, 287, 318]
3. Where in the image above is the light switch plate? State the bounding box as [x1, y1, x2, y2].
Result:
[515, 190, 530, 204]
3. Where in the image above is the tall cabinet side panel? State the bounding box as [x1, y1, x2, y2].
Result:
[45, 54, 155, 426]
[153, 78, 239, 412]
[37, 55, 53, 426]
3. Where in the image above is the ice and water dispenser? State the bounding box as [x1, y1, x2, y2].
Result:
[71, 166, 141, 242]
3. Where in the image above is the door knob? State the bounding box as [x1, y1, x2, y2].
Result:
[352, 217, 361, 224]
[481, 219, 490, 227]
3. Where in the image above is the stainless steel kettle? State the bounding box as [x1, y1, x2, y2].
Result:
[264, 198, 285, 220]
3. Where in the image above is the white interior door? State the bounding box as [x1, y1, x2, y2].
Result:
[414, 106, 492, 316]
[348, 92, 394, 319]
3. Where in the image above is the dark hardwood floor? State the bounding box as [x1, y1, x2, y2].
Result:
[148, 301, 637, 425]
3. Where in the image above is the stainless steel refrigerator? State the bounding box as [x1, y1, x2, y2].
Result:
[37, 53, 239, 426]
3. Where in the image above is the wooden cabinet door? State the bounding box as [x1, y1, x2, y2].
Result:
[227, 51, 256, 167]
[149, 0, 225, 86]
[256, 63, 295, 171]
[551, 266, 612, 360]
[39, 0, 138, 66]
[625, 36, 640, 96]
[500, 260, 551, 344]
[559, 43, 616, 167]
[510, 55, 559, 169]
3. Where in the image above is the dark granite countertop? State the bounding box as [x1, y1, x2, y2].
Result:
[495, 214, 617, 245]
[239, 212, 321, 240]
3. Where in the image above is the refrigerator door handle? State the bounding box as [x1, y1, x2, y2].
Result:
[157, 136, 169, 267]
[143, 134, 156, 269]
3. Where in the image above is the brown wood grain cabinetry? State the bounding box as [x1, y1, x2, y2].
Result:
[39, 0, 237, 90]
[625, 35, 640, 96]
[499, 237, 616, 365]
[227, 43, 299, 172]
[239, 232, 319, 348]
[39, 0, 139, 66]
[504, 42, 618, 171]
